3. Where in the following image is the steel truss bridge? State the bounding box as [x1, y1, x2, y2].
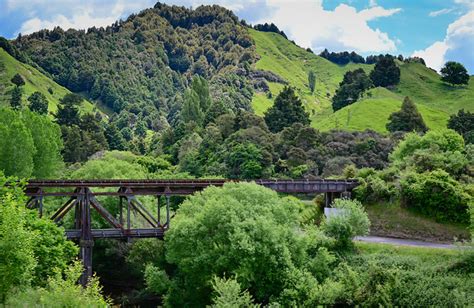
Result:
[24, 179, 358, 285]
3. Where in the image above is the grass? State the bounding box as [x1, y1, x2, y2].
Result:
[365, 202, 470, 243]
[355, 241, 460, 261]
[0, 48, 96, 115]
[249, 29, 473, 133]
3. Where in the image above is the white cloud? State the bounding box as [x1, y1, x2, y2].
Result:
[429, 8, 454, 17]
[14, 0, 155, 35]
[412, 11, 474, 73]
[258, 0, 401, 53]
[368, 0, 377, 8]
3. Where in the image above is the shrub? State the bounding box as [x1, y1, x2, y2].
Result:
[211, 276, 257, 308]
[322, 199, 370, 250]
[354, 172, 398, 203]
[400, 170, 471, 223]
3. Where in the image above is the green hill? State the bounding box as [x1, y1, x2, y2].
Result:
[0, 48, 96, 115]
[249, 29, 473, 133]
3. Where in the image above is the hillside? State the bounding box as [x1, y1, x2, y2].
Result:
[0, 48, 95, 114]
[249, 30, 473, 133]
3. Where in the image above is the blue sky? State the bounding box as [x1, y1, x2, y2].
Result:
[0, 0, 472, 72]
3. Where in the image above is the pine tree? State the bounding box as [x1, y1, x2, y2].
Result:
[264, 86, 310, 133]
[10, 73, 25, 87]
[386, 96, 427, 133]
[308, 71, 316, 93]
[10, 86, 22, 110]
[105, 123, 127, 151]
[191, 76, 212, 113]
[56, 94, 82, 126]
[181, 89, 204, 125]
[28, 91, 48, 115]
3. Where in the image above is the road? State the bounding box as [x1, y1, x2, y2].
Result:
[355, 236, 457, 249]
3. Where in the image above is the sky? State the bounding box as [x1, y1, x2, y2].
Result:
[0, 0, 472, 73]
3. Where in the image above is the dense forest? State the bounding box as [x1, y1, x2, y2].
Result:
[0, 2, 473, 307]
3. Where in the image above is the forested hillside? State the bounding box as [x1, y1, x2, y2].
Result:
[12, 3, 256, 133]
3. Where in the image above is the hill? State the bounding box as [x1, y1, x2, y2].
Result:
[249, 30, 473, 133]
[0, 48, 95, 114]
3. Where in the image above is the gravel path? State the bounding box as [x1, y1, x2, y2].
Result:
[355, 236, 457, 249]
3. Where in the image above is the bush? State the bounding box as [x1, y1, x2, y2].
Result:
[322, 199, 370, 250]
[159, 182, 333, 306]
[6, 262, 110, 307]
[210, 276, 257, 308]
[400, 170, 471, 223]
[354, 172, 398, 203]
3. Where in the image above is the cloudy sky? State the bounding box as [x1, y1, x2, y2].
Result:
[0, 0, 472, 73]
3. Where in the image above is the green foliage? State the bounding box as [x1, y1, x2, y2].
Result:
[28, 91, 48, 115]
[369, 56, 400, 87]
[161, 183, 324, 306]
[6, 261, 110, 307]
[448, 109, 474, 144]
[332, 68, 373, 111]
[9, 85, 22, 109]
[181, 88, 204, 125]
[0, 175, 35, 302]
[145, 265, 171, 296]
[400, 170, 471, 223]
[386, 96, 427, 133]
[55, 93, 82, 126]
[264, 86, 310, 133]
[211, 276, 257, 308]
[390, 129, 467, 176]
[441, 61, 470, 86]
[322, 198, 370, 250]
[308, 71, 316, 93]
[10, 73, 25, 87]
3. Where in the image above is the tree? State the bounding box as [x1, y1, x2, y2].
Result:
[386, 97, 427, 133]
[28, 91, 48, 115]
[105, 124, 127, 151]
[10, 73, 25, 87]
[0, 175, 36, 302]
[0, 112, 35, 178]
[370, 56, 400, 87]
[55, 93, 82, 126]
[160, 183, 324, 306]
[181, 89, 204, 125]
[440, 61, 470, 86]
[308, 71, 316, 93]
[9, 86, 22, 110]
[448, 109, 474, 143]
[264, 86, 310, 133]
[332, 69, 373, 111]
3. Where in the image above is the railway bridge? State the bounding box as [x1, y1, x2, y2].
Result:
[24, 179, 358, 285]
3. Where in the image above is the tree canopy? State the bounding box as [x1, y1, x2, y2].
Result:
[264, 86, 310, 133]
[440, 61, 470, 86]
[369, 56, 400, 87]
[386, 96, 427, 133]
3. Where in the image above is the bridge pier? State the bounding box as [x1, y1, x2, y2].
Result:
[79, 188, 93, 286]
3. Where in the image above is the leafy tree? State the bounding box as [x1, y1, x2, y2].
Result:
[22, 111, 64, 178]
[10, 73, 25, 87]
[448, 109, 474, 143]
[181, 89, 204, 125]
[28, 91, 48, 115]
[386, 96, 427, 133]
[9, 86, 22, 110]
[0, 175, 36, 302]
[6, 262, 110, 307]
[370, 56, 400, 87]
[440, 61, 470, 86]
[161, 182, 326, 306]
[332, 69, 373, 111]
[322, 198, 370, 251]
[0, 112, 35, 178]
[400, 170, 471, 223]
[211, 276, 257, 308]
[308, 71, 316, 93]
[55, 93, 82, 126]
[264, 86, 310, 133]
[191, 75, 212, 113]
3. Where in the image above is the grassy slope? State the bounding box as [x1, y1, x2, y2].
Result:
[0, 48, 95, 114]
[250, 29, 371, 120]
[250, 29, 473, 132]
